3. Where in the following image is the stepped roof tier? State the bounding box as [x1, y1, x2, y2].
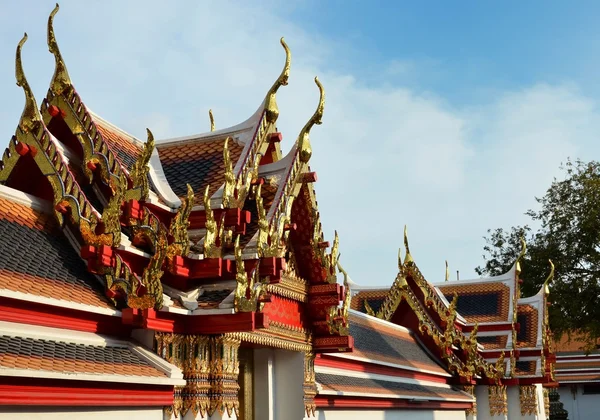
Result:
[349, 229, 556, 388]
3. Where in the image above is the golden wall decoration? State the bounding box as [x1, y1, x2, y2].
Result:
[303, 352, 317, 417]
[463, 385, 476, 417]
[520, 385, 538, 416]
[489, 385, 508, 416]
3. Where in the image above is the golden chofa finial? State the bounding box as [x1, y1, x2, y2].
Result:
[445, 260, 449, 282]
[265, 37, 291, 124]
[48, 3, 72, 95]
[515, 236, 527, 276]
[297, 76, 325, 164]
[16, 33, 42, 134]
[403, 225, 414, 264]
[544, 259, 555, 295]
[209, 109, 215, 132]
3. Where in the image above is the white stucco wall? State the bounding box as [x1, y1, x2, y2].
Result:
[314, 409, 466, 420]
[558, 384, 600, 420]
[0, 407, 163, 420]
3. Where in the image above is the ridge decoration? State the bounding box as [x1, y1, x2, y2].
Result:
[127, 128, 154, 202]
[265, 37, 291, 124]
[297, 77, 325, 164]
[234, 236, 268, 312]
[47, 3, 72, 96]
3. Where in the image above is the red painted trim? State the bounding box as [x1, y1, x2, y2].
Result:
[557, 355, 600, 362]
[316, 354, 449, 384]
[0, 377, 173, 407]
[0, 297, 130, 336]
[483, 349, 540, 358]
[315, 395, 472, 410]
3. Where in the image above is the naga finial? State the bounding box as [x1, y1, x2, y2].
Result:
[403, 225, 414, 264]
[297, 77, 325, 164]
[265, 37, 291, 124]
[209, 109, 215, 132]
[515, 236, 527, 275]
[445, 260, 449, 282]
[129, 129, 154, 200]
[222, 137, 235, 207]
[16, 33, 42, 134]
[48, 3, 71, 95]
[544, 259, 555, 295]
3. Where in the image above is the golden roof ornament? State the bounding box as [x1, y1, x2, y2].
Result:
[234, 236, 266, 312]
[16, 33, 42, 134]
[445, 260, 449, 282]
[403, 225, 414, 264]
[297, 77, 325, 164]
[140, 231, 167, 310]
[203, 185, 221, 258]
[209, 109, 215, 132]
[265, 37, 291, 124]
[515, 236, 527, 276]
[128, 129, 154, 201]
[47, 3, 72, 96]
[222, 137, 235, 207]
[337, 261, 351, 323]
[544, 259, 555, 295]
[167, 183, 194, 259]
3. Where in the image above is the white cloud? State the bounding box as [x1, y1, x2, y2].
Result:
[1, 1, 599, 289]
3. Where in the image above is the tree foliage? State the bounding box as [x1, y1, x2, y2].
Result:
[477, 159, 600, 344]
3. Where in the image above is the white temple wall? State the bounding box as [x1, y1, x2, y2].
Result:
[558, 384, 600, 420]
[0, 407, 163, 420]
[475, 385, 507, 420]
[254, 348, 305, 420]
[314, 409, 466, 420]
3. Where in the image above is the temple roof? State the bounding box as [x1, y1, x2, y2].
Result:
[0, 320, 184, 386]
[0, 185, 115, 314]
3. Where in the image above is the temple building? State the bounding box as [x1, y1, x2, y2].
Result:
[0, 4, 566, 420]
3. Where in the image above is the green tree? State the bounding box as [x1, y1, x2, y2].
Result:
[477, 159, 600, 345]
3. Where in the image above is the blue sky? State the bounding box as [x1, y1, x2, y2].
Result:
[1, 1, 599, 289]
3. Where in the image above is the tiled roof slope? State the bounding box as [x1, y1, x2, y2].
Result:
[157, 138, 244, 205]
[316, 372, 472, 401]
[95, 119, 142, 171]
[348, 312, 447, 375]
[0, 335, 164, 378]
[438, 281, 511, 323]
[0, 189, 113, 310]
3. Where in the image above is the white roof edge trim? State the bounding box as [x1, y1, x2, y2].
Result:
[0, 289, 119, 317]
[156, 99, 266, 145]
[0, 185, 52, 213]
[0, 320, 126, 347]
[148, 147, 182, 208]
[315, 365, 453, 388]
[129, 344, 184, 379]
[316, 389, 473, 403]
[349, 309, 412, 335]
[88, 110, 145, 147]
[0, 367, 186, 386]
[431, 263, 517, 286]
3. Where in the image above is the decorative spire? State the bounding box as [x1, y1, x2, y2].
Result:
[203, 185, 220, 258]
[337, 261, 351, 323]
[129, 129, 154, 201]
[403, 225, 414, 264]
[297, 77, 325, 164]
[445, 260, 449, 282]
[15, 33, 42, 134]
[222, 137, 235, 207]
[209, 109, 215, 132]
[515, 236, 527, 276]
[544, 259, 555, 295]
[234, 235, 266, 312]
[397, 247, 403, 271]
[265, 37, 291, 124]
[47, 3, 72, 95]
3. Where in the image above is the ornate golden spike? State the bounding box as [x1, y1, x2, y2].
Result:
[209, 109, 215, 132]
[265, 37, 291, 124]
[495, 351, 506, 378]
[515, 236, 527, 275]
[203, 185, 220, 258]
[16, 33, 42, 134]
[544, 259, 555, 294]
[363, 300, 375, 317]
[256, 184, 269, 254]
[297, 77, 325, 164]
[102, 174, 127, 247]
[337, 261, 351, 322]
[222, 138, 235, 207]
[397, 248, 403, 270]
[129, 129, 154, 200]
[328, 231, 340, 281]
[403, 225, 414, 264]
[47, 3, 71, 95]
[445, 260, 449, 282]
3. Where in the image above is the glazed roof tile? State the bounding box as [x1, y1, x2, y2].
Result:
[348, 312, 447, 375]
[0, 194, 112, 310]
[438, 282, 511, 323]
[95, 120, 142, 171]
[477, 335, 509, 350]
[0, 335, 164, 378]
[157, 138, 244, 205]
[350, 290, 387, 314]
[197, 289, 233, 309]
[316, 372, 471, 401]
[514, 360, 537, 376]
[517, 304, 539, 348]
